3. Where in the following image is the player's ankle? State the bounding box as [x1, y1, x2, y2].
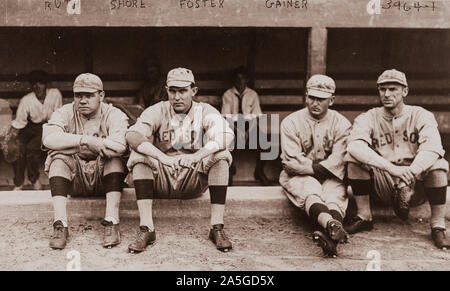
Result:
[357, 214, 372, 221]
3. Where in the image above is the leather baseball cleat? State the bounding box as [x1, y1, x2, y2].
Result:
[393, 185, 414, 221]
[326, 219, 349, 243]
[345, 216, 374, 234]
[49, 220, 69, 250]
[312, 230, 337, 258]
[128, 226, 156, 253]
[209, 224, 232, 252]
[431, 228, 450, 250]
[101, 220, 121, 248]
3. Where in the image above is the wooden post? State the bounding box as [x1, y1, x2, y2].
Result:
[307, 27, 328, 77]
[305, 27, 328, 103]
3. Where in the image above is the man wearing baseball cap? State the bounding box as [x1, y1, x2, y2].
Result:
[345, 69, 450, 249]
[125, 67, 235, 253]
[42, 73, 129, 250]
[279, 74, 352, 257]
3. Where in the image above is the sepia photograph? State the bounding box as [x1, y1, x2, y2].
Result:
[0, 0, 449, 275]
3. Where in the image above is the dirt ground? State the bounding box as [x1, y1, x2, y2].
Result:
[0, 214, 449, 271]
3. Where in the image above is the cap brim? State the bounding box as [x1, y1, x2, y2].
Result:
[307, 89, 333, 98]
[377, 79, 407, 86]
[73, 87, 99, 93]
[166, 81, 193, 87]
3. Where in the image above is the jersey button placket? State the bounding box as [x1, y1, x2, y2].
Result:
[393, 127, 398, 151]
[315, 122, 324, 158]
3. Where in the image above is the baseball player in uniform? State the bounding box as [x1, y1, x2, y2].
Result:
[42, 73, 129, 250]
[279, 75, 351, 257]
[126, 67, 235, 253]
[345, 69, 450, 249]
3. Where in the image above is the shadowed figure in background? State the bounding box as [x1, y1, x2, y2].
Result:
[9, 70, 62, 190]
[136, 57, 168, 109]
[113, 57, 168, 127]
[221, 66, 270, 186]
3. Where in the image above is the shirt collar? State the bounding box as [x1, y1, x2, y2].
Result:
[31, 88, 49, 101]
[382, 104, 410, 119]
[169, 101, 197, 123]
[231, 86, 249, 96]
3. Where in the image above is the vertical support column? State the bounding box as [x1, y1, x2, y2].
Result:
[306, 27, 328, 104]
[306, 27, 328, 78]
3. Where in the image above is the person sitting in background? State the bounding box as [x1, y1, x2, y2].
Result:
[9, 70, 62, 190]
[221, 66, 269, 186]
[111, 58, 167, 127]
[136, 57, 168, 109]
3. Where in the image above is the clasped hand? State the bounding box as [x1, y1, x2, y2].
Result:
[388, 164, 417, 186]
[81, 135, 109, 158]
[160, 153, 202, 175]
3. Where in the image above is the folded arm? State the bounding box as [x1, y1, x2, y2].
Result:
[43, 129, 126, 158]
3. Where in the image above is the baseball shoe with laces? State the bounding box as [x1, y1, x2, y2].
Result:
[209, 224, 232, 252]
[312, 230, 337, 258]
[393, 185, 414, 221]
[49, 220, 69, 250]
[431, 228, 450, 250]
[345, 216, 374, 234]
[101, 220, 121, 248]
[326, 219, 349, 243]
[128, 226, 156, 253]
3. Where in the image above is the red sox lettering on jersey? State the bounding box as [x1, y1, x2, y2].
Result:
[349, 105, 445, 165]
[129, 100, 233, 154]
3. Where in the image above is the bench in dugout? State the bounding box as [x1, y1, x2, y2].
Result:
[0, 77, 449, 186]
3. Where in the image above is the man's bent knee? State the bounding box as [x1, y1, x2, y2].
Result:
[347, 162, 371, 180]
[208, 160, 229, 186]
[132, 163, 154, 180]
[104, 157, 125, 175]
[48, 159, 72, 180]
[424, 170, 448, 188]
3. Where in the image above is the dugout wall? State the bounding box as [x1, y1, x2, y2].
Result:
[0, 0, 449, 185]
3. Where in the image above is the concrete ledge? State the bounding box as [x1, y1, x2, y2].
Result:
[0, 187, 449, 221]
